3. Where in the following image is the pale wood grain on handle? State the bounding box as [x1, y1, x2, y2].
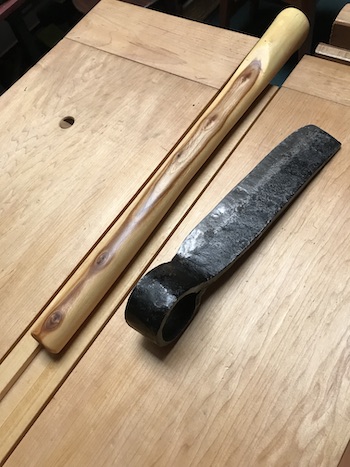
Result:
[31, 8, 309, 353]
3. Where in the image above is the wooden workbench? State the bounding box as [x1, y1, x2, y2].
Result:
[1, 1, 349, 465]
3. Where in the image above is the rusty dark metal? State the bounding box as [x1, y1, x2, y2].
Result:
[125, 125, 341, 346]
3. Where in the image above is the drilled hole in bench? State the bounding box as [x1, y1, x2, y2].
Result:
[59, 116, 75, 129]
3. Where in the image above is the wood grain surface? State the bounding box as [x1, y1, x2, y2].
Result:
[0, 37, 217, 362]
[0, 0, 259, 363]
[30, 7, 308, 354]
[0, 43, 276, 462]
[284, 55, 350, 106]
[0, 1, 275, 460]
[5, 87, 350, 467]
[66, 0, 257, 88]
[2, 1, 349, 465]
[330, 3, 350, 49]
[0, 81, 277, 465]
[315, 42, 350, 65]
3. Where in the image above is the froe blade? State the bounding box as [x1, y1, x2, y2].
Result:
[125, 125, 341, 346]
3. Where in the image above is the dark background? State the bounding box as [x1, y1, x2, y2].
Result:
[0, 0, 348, 94]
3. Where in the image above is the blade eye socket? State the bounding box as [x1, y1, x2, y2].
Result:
[162, 292, 200, 343]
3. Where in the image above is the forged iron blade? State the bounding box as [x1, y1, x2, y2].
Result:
[177, 125, 339, 279]
[125, 125, 341, 346]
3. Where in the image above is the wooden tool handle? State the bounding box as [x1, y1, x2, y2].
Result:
[31, 8, 309, 353]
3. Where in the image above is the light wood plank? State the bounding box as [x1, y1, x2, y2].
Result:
[0, 86, 277, 463]
[284, 55, 350, 106]
[315, 42, 350, 65]
[66, 0, 257, 88]
[0, 37, 217, 361]
[6, 88, 350, 466]
[0, 335, 39, 401]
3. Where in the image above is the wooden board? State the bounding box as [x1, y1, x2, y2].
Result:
[0, 79, 277, 465]
[66, 0, 257, 88]
[0, 0, 257, 366]
[0, 36, 218, 361]
[315, 42, 350, 65]
[330, 3, 350, 50]
[6, 87, 350, 466]
[0, 1, 277, 460]
[284, 55, 350, 106]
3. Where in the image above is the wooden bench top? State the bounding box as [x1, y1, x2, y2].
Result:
[1, 1, 350, 465]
